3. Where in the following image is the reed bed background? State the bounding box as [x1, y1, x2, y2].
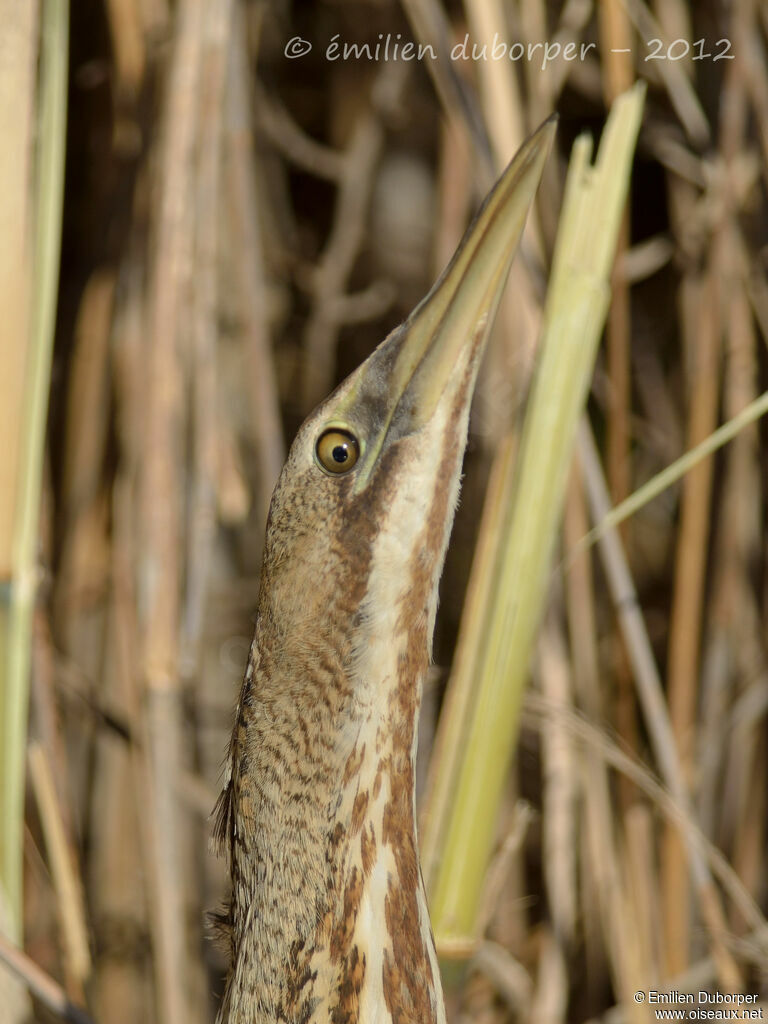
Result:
[1, 1, 767, 1022]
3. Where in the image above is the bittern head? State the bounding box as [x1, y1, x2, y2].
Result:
[216, 119, 555, 1024]
[259, 120, 556, 663]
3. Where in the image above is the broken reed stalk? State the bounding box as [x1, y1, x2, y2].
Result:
[422, 83, 646, 949]
[0, 0, 68, 941]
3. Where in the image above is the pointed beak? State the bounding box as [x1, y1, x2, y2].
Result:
[387, 116, 556, 431]
[338, 117, 556, 489]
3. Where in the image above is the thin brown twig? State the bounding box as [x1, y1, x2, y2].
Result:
[0, 932, 95, 1024]
[27, 742, 91, 999]
[301, 109, 384, 409]
[400, 0, 493, 177]
[254, 81, 345, 182]
[622, 0, 710, 147]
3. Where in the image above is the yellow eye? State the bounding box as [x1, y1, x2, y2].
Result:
[315, 429, 360, 475]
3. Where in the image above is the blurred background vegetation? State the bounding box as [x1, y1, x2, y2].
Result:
[0, 0, 767, 1022]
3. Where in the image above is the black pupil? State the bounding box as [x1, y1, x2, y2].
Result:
[332, 444, 348, 464]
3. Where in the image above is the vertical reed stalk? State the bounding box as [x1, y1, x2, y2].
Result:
[0, 0, 68, 941]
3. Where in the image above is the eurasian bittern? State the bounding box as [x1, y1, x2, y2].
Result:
[213, 120, 555, 1024]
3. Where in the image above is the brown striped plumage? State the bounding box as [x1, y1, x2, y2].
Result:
[213, 121, 555, 1024]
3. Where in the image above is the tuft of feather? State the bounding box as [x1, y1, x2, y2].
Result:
[207, 902, 234, 954]
[211, 776, 234, 859]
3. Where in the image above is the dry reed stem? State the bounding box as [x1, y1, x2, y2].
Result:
[736, 9, 768, 170]
[624, 804, 661, 985]
[565, 464, 647, 1018]
[450, 0, 547, 444]
[599, 0, 634, 102]
[521, 694, 768, 943]
[715, 253, 764, 922]
[473, 800, 533, 947]
[662, 20, 757, 967]
[226, 14, 285, 517]
[254, 81, 345, 182]
[301, 110, 384, 409]
[109, 487, 154, 1024]
[622, 0, 710, 147]
[30, 610, 74, 842]
[697, 629, 731, 844]
[651, 0, 693, 73]
[597, 0, 637, 818]
[714, 2, 766, 910]
[471, 940, 532, 1015]
[408, 1, 546, 441]
[463, 0, 525, 169]
[546, 0, 599, 99]
[54, 271, 115, 654]
[54, 273, 119, 965]
[182, 0, 233, 681]
[0, 931, 94, 1024]
[0, 0, 36, 579]
[27, 742, 91, 997]
[92, 253, 154, 1024]
[476, 1, 549, 439]
[578, 421, 743, 989]
[0, 0, 38, 959]
[400, 0, 493, 176]
[662, 272, 721, 973]
[580, 700, 646, 1021]
[1, 15, 67, 1007]
[140, 2, 205, 1020]
[564, 465, 610, 991]
[432, 118, 473, 278]
[518, 0, 551, 124]
[538, 615, 577, 947]
[604, 210, 631, 516]
[104, 0, 145, 98]
[569, 378, 768, 558]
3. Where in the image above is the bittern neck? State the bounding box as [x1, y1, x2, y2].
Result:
[219, 629, 445, 1024]
[217, 360, 475, 1024]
